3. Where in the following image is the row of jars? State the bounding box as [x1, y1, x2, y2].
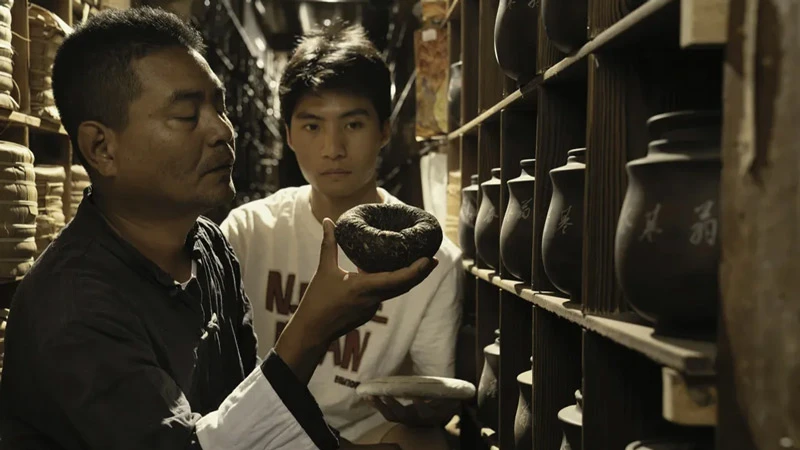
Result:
[477, 330, 714, 450]
[448, 0, 592, 129]
[458, 110, 721, 337]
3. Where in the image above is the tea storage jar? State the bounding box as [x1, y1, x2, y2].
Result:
[500, 159, 535, 283]
[614, 110, 721, 336]
[542, 0, 588, 53]
[558, 390, 583, 450]
[513, 357, 533, 449]
[494, 0, 539, 83]
[542, 148, 586, 301]
[475, 168, 502, 270]
[448, 62, 462, 129]
[477, 329, 500, 430]
[458, 174, 479, 259]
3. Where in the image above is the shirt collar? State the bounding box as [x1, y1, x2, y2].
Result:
[73, 186, 205, 289]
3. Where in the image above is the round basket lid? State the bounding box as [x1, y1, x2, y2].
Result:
[0, 141, 34, 166]
[34, 164, 66, 182]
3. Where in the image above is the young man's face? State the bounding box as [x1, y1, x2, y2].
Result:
[286, 90, 390, 199]
[85, 47, 236, 215]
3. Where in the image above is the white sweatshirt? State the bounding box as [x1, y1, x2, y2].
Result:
[221, 185, 463, 440]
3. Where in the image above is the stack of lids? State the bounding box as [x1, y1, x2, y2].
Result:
[34, 164, 65, 257]
[0, 0, 16, 111]
[28, 4, 71, 121]
[67, 164, 89, 221]
[0, 140, 37, 279]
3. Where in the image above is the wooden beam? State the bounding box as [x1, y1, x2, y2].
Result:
[719, 0, 800, 447]
[661, 367, 717, 426]
[680, 0, 729, 47]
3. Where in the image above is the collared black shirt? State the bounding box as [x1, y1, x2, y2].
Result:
[0, 193, 338, 449]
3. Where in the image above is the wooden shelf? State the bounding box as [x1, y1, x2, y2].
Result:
[462, 260, 717, 375]
[0, 108, 68, 136]
[447, 0, 679, 141]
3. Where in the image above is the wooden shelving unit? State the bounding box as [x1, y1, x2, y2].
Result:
[449, 0, 726, 449]
[464, 260, 717, 377]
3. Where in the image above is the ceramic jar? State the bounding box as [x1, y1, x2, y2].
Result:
[459, 174, 479, 259]
[542, 148, 586, 301]
[558, 390, 583, 450]
[475, 168, 502, 270]
[615, 111, 721, 336]
[513, 357, 533, 450]
[500, 159, 535, 283]
[625, 438, 714, 450]
[542, 0, 588, 53]
[494, 0, 539, 83]
[449, 61, 462, 130]
[477, 329, 500, 429]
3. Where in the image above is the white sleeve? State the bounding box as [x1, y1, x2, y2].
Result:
[196, 350, 339, 450]
[409, 262, 464, 377]
[219, 211, 249, 273]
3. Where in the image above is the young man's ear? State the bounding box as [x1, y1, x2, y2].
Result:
[76, 121, 118, 178]
[380, 120, 391, 148]
[285, 123, 295, 152]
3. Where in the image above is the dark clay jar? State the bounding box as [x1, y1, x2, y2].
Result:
[513, 358, 533, 450]
[626, 439, 715, 450]
[542, 0, 588, 53]
[501, 159, 535, 283]
[494, 0, 539, 83]
[475, 168, 502, 270]
[615, 111, 721, 336]
[449, 62, 462, 130]
[459, 174, 479, 259]
[477, 329, 500, 430]
[542, 149, 586, 301]
[558, 390, 583, 450]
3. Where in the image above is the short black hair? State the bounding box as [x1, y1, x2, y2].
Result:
[52, 7, 205, 164]
[279, 23, 391, 127]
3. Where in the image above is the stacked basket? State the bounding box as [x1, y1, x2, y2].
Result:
[0, 141, 37, 279]
[29, 4, 71, 121]
[68, 164, 89, 221]
[34, 164, 64, 257]
[0, 0, 15, 111]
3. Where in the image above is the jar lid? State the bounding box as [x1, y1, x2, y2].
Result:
[567, 148, 586, 163]
[646, 110, 721, 143]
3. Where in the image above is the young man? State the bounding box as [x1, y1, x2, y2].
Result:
[221, 25, 463, 447]
[0, 8, 435, 450]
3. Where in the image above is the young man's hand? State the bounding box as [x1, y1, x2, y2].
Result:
[275, 218, 438, 383]
[366, 396, 459, 428]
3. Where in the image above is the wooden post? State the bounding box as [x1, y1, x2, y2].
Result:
[718, 0, 800, 447]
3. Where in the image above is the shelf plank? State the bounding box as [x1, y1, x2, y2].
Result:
[27, 116, 68, 135]
[582, 311, 716, 376]
[448, 90, 523, 140]
[0, 109, 68, 136]
[463, 260, 717, 375]
[0, 110, 30, 128]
